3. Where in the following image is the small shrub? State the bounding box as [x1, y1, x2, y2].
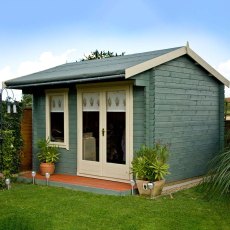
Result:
[0, 177, 6, 189]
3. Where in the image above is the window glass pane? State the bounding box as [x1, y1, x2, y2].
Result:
[50, 112, 64, 142]
[50, 95, 64, 142]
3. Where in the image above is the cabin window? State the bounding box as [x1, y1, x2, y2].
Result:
[46, 89, 69, 149]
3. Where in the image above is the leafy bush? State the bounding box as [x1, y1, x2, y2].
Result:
[0, 101, 23, 174]
[0, 100, 23, 190]
[131, 143, 170, 181]
[0, 177, 6, 189]
[0, 131, 18, 177]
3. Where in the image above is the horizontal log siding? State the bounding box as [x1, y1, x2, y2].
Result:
[154, 56, 222, 181]
[219, 84, 225, 150]
[132, 70, 153, 153]
[32, 87, 77, 175]
[56, 86, 77, 174]
[32, 91, 46, 171]
[133, 86, 145, 152]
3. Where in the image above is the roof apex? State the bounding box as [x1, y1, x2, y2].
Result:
[125, 46, 229, 87]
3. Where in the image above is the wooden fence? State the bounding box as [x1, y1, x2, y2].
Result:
[20, 108, 32, 171]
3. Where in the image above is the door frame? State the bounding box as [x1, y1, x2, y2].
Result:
[76, 81, 133, 182]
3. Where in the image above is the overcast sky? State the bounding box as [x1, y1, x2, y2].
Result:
[1, 0, 230, 99]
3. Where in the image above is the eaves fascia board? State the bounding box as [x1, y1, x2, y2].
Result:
[186, 46, 229, 87]
[6, 74, 125, 89]
[125, 47, 187, 78]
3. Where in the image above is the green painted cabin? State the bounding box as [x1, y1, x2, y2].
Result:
[5, 45, 229, 182]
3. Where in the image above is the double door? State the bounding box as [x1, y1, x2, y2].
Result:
[77, 84, 132, 181]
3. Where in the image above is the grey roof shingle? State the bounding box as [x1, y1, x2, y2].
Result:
[5, 47, 181, 88]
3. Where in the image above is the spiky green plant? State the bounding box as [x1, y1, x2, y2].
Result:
[131, 143, 170, 181]
[37, 138, 60, 163]
[201, 148, 230, 200]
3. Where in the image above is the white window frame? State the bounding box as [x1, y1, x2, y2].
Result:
[45, 88, 69, 150]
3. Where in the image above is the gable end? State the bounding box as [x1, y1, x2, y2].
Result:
[125, 46, 229, 87]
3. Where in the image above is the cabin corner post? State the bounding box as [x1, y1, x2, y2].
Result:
[219, 84, 225, 151]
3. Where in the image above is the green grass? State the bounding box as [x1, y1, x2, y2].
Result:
[0, 183, 229, 230]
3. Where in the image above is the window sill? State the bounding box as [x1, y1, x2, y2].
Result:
[50, 141, 69, 150]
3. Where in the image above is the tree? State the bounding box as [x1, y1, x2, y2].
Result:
[81, 50, 125, 61]
[21, 94, 32, 108]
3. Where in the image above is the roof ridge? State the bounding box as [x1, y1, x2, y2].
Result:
[65, 46, 183, 65]
[40, 47, 183, 74]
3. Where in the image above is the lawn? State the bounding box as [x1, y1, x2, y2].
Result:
[0, 183, 229, 230]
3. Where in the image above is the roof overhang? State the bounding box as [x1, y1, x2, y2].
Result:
[6, 74, 125, 89]
[125, 46, 229, 87]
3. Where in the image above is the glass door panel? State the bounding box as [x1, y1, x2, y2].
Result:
[106, 91, 126, 164]
[82, 93, 100, 162]
[106, 112, 125, 164]
[83, 112, 99, 161]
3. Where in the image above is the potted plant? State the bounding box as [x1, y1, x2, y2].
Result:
[37, 138, 60, 175]
[131, 143, 170, 197]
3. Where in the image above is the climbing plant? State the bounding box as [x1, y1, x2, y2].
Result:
[0, 100, 23, 186]
[0, 130, 18, 177]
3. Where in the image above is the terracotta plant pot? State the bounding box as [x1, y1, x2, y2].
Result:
[40, 163, 55, 175]
[136, 179, 165, 197]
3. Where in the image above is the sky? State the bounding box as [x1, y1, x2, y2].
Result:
[1, 0, 230, 99]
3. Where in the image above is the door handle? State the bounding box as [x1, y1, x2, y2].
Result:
[102, 128, 105, 136]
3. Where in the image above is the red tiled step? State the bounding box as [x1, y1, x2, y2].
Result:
[21, 172, 132, 191]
